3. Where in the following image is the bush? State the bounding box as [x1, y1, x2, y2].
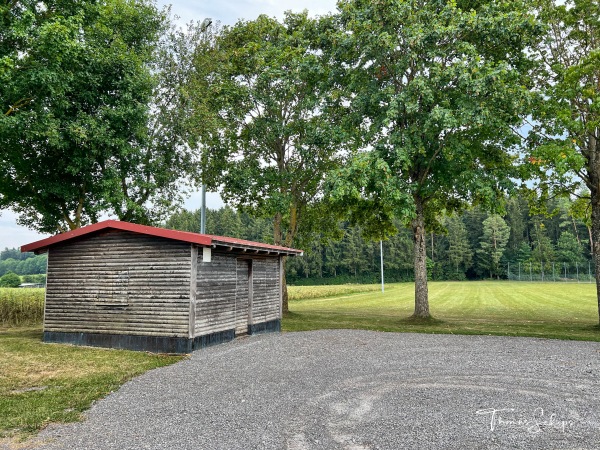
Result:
[0, 272, 21, 288]
[0, 288, 45, 326]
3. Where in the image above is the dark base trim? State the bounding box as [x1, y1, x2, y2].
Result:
[44, 321, 279, 354]
[193, 329, 235, 349]
[44, 331, 195, 354]
[248, 319, 281, 335]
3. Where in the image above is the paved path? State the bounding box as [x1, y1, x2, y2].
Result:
[23, 330, 600, 449]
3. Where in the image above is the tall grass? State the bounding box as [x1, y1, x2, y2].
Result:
[288, 284, 381, 301]
[0, 288, 44, 327]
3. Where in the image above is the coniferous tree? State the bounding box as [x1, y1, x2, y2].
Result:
[478, 215, 511, 279]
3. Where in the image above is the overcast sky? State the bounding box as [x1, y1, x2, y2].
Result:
[0, 0, 339, 250]
[160, 0, 338, 26]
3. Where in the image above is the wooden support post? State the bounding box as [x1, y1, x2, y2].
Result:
[189, 245, 198, 339]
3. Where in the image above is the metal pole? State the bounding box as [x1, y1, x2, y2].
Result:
[530, 262, 532, 281]
[552, 262, 555, 282]
[507, 262, 510, 280]
[200, 184, 206, 234]
[564, 262, 567, 280]
[518, 262, 521, 281]
[380, 240, 384, 293]
[198, 18, 212, 236]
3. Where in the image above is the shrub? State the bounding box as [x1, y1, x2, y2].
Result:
[0, 272, 21, 288]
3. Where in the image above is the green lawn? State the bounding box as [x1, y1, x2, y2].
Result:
[285, 281, 600, 341]
[0, 327, 183, 441]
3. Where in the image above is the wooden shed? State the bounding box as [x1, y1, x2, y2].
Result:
[21, 220, 302, 353]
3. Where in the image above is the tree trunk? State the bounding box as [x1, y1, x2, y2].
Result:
[411, 196, 430, 318]
[588, 133, 600, 326]
[591, 192, 600, 326]
[281, 256, 289, 314]
[273, 213, 290, 313]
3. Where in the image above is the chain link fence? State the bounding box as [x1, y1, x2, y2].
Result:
[506, 261, 595, 283]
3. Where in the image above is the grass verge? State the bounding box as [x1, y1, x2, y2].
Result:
[284, 281, 600, 342]
[0, 327, 183, 441]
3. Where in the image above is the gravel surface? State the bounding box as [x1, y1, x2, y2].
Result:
[17, 330, 600, 449]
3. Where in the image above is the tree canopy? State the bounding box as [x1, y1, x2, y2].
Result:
[327, 0, 541, 317]
[527, 0, 600, 323]
[0, 0, 196, 232]
[189, 12, 345, 310]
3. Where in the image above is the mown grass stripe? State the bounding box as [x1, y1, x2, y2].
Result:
[286, 281, 600, 342]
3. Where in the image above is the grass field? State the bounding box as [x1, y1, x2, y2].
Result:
[0, 328, 183, 441]
[285, 281, 600, 341]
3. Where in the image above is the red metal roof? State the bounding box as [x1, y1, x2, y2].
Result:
[21, 220, 303, 256]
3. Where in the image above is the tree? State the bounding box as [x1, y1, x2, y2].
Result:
[190, 13, 343, 312]
[528, 0, 600, 323]
[530, 218, 555, 278]
[505, 194, 530, 259]
[0, 272, 21, 288]
[445, 216, 473, 279]
[1, 1, 195, 232]
[328, 0, 540, 317]
[556, 231, 586, 266]
[477, 215, 511, 279]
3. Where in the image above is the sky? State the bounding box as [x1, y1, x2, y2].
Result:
[0, 0, 339, 251]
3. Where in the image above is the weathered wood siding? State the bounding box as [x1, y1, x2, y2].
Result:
[194, 253, 281, 337]
[195, 252, 237, 336]
[251, 258, 280, 324]
[235, 259, 250, 335]
[44, 231, 191, 337]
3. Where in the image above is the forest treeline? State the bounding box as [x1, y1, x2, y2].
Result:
[164, 193, 592, 285]
[0, 248, 47, 280]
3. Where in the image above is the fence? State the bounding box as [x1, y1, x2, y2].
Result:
[506, 261, 595, 283]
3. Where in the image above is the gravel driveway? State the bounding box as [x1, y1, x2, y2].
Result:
[21, 330, 600, 449]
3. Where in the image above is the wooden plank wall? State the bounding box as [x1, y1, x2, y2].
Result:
[44, 231, 191, 337]
[194, 253, 281, 337]
[235, 259, 250, 335]
[251, 258, 280, 325]
[195, 252, 237, 336]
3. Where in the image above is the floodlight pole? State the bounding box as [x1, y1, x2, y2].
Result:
[199, 17, 212, 235]
[200, 184, 206, 234]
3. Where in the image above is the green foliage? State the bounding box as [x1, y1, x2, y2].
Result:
[0, 273, 21, 288]
[526, 0, 600, 323]
[165, 207, 274, 244]
[556, 231, 586, 265]
[328, 0, 540, 233]
[325, 0, 541, 316]
[445, 215, 473, 277]
[166, 196, 593, 283]
[0, 248, 32, 261]
[477, 215, 511, 278]
[0, 288, 44, 325]
[189, 12, 343, 248]
[0, 0, 193, 232]
[526, 0, 599, 198]
[0, 253, 46, 276]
